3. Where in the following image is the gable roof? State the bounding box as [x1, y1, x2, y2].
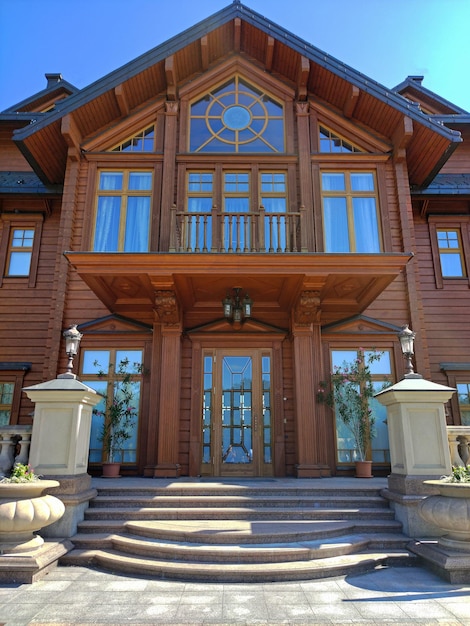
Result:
[394, 75, 469, 116]
[2, 74, 78, 114]
[10, 2, 461, 187]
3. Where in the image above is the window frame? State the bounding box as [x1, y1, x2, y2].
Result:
[320, 169, 383, 253]
[0, 215, 43, 288]
[429, 218, 470, 289]
[92, 169, 153, 253]
[0, 364, 31, 425]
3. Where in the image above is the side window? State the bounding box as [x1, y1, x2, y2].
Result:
[0, 382, 14, 426]
[457, 383, 470, 426]
[93, 170, 152, 252]
[437, 229, 466, 277]
[0, 217, 42, 287]
[321, 171, 381, 253]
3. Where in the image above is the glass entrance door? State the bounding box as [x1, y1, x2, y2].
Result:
[201, 349, 273, 477]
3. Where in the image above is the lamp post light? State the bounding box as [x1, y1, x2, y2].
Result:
[397, 324, 420, 378]
[61, 324, 83, 378]
[222, 288, 253, 326]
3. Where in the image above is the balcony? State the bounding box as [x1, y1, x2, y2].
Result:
[170, 207, 307, 254]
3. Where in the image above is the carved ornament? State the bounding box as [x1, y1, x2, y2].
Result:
[154, 290, 180, 324]
[294, 290, 321, 325]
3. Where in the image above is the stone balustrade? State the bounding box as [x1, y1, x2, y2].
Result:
[447, 425, 470, 467]
[0, 426, 32, 476]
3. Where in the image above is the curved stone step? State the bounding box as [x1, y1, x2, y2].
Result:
[69, 531, 409, 564]
[61, 547, 414, 582]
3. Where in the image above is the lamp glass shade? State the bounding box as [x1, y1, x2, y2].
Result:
[243, 294, 253, 317]
[222, 295, 233, 318]
[63, 325, 82, 356]
[398, 325, 415, 355]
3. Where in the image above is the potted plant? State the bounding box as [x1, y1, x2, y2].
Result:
[93, 358, 142, 477]
[0, 463, 65, 552]
[317, 349, 388, 477]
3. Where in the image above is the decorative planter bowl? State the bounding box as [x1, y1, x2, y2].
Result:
[419, 480, 470, 551]
[0, 480, 65, 553]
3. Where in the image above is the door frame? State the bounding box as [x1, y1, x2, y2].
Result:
[188, 331, 287, 477]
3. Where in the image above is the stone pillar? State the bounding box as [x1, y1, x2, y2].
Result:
[23, 377, 101, 537]
[375, 376, 455, 536]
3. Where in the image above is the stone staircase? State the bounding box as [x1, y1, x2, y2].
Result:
[61, 478, 416, 582]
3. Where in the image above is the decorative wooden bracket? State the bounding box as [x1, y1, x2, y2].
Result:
[265, 36, 274, 72]
[297, 56, 310, 101]
[61, 114, 82, 161]
[294, 290, 321, 325]
[114, 84, 130, 117]
[393, 116, 413, 162]
[165, 55, 177, 101]
[200, 36, 209, 71]
[154, 290, 180, 325]
[343, 84, 360, 119]
[234, 18, 241, 52]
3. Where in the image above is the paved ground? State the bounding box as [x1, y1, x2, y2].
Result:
[1, 564, 470, 625]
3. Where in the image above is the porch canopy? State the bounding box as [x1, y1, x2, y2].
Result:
[65, 252, 411, 328]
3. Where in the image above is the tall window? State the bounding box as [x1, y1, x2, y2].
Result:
[81, 349, 143, 464]
[0, 382, 14, 425]
[189, 76, 284, 153]
[322, 171, 381, 253]
[261, 173, 287, 251]
[6, 228, 35, 276]
[457, 383, 470, 425]
[437, 229, 466, 277]
[331, 349, 391, 464]
[93, 171, 152, 252]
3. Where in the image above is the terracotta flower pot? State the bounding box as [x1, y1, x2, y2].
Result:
[355, 460, 373, 478]
[0, 480, 65, 553]
[102, 462, 121, 478]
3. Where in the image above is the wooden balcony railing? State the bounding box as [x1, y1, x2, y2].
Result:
[169, 205, 307, 253]
[447, 426, 470, 467]
[0, 425, 32, 477]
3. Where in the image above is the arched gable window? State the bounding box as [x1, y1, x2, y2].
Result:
[189, 76, 284, 153]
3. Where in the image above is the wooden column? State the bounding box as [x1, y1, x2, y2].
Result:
[143, 321, 162, 476]
[292, 291, 331, 477]
[153, 290, 182, 477]
[159, 101, 178, 251]
[296, 102, 315, 252]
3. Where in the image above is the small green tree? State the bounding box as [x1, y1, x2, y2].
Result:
[93, 358, 142, 463]
[317, 349, 388, 462]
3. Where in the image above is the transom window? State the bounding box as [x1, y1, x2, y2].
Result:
[437, 229, 466, 277]
[321, 171, 381, 253]
[111, 126, 155, 152]
[93, 170, 152, 252]
[319, 126, 363, 153]
[189, 76, 284, 153]
[6, 228, 34, 276]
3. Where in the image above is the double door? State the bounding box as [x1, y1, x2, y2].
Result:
[201, 349, 273, 477]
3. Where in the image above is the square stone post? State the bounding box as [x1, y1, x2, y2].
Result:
[23, 377, 101, 538]
[375, 377, 455, 536]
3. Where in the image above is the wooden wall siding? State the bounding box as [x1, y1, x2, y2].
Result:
[281, 338, 296, 476]
[440, 139, 470, 173]
[414, 216, 470, 392]
[0, 127, 33, 171]
[0, 202, 61, 422]
[178, 337, 192, 476]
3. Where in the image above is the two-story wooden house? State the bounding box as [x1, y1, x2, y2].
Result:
[1, 2, 468, 479]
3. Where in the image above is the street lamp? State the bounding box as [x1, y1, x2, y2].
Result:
[61, 324, 83, 378]
[397, 324, 419, 378]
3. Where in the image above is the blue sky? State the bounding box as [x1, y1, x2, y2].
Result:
[1, 0, 469, 113]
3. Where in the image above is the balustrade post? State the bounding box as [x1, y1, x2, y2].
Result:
[169, 204, 177, 252]
[299, 205, 308, 252]
[211, 205, 218, 252]
[0, 433, 15, 475]
[258, 205, 265, 252]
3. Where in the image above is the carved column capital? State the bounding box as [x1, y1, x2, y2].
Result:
[165, 101, 179, 115]
[154, 290, 180, 325]
[295, 101, 310, 116]
[294, 290, 321, 326]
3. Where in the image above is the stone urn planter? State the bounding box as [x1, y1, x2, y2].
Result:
[419, 480, 470, 551]
[0, 480, 65, 553]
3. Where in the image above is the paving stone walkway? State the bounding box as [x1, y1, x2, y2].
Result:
[1, 564, 470, 625]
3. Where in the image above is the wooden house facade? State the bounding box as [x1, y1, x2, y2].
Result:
[1, 3, 469, 478]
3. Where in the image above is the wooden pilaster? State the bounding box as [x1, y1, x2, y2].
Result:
[296, 102, 315, 251]
[292, 291, 331, 477]
[159, 101, 179, 251]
